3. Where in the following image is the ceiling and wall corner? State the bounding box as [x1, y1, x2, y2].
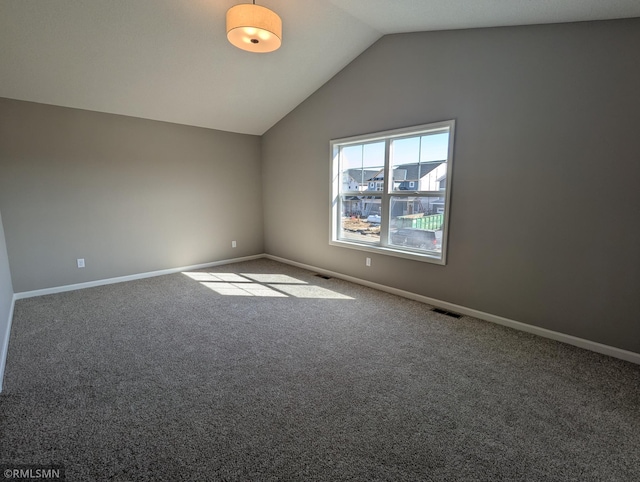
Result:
[1, 0, 639, 135]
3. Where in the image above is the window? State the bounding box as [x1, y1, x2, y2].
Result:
[330, 120, 455, 264]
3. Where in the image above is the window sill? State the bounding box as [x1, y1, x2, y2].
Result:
[329, 239, 446, 265]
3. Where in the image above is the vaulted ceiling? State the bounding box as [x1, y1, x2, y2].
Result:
[1, 1, 638, 135]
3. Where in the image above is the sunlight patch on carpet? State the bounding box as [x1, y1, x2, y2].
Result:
[182, 272, 354, 299]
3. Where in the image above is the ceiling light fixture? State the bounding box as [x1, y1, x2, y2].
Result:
[226, 1, 282, 53]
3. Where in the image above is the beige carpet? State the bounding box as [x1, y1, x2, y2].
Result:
[1, 259, 638, 481]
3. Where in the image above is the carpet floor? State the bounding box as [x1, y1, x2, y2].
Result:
[1, 258, 638, 481]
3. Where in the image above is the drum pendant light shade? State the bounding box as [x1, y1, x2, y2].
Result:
[226, 3, 282, 53]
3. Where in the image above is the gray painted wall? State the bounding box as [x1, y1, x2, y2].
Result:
[0, 98, 263, 292]
[0, 211, 12, 319]
[262, 19, 640, 353]
[0, 209, 15, 390]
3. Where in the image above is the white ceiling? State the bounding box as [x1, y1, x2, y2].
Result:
[1, 0, 638, 135]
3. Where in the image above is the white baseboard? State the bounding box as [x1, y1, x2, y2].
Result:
[0, 294, 16, 393]
[14, 254, 264, 300]
[6, 252, 639, 377]
[265, 254, 640, 365]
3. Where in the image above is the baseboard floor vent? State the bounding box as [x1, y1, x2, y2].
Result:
[314, 274, 332, 280]
[432, 308, 462, 319]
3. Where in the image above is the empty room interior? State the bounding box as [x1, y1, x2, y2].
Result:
[1, 1, 639, 480]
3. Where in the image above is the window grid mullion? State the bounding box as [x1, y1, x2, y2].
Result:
[380, 139, 391, 247]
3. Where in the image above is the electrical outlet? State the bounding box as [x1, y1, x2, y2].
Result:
[232, 240, 237, 248]
[365, 257, 371, 267]
[77, 258, 85, 268]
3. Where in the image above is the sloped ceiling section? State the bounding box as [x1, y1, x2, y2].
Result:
[0, 0, 380, 135]
[328, 0, 640, 34]
[0, 0, 639, 135]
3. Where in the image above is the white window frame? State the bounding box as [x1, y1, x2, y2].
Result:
[330, 120, 455, 264]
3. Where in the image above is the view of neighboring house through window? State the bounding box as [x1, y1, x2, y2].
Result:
[330, 120, 455, 264]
